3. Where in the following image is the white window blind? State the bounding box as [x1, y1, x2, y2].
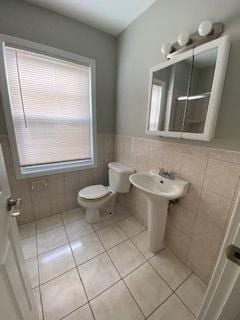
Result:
[4, 46, 92, 169]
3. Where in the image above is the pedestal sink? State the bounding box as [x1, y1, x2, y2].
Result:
[129, 171, 189, 253]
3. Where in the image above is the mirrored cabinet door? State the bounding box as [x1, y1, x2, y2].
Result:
[148, 68, 169, 132]
[182, 47, 218, 134]
[147, 53, 193, 135]
[167, 56, 192, 133]
[146, 36, 230, 141]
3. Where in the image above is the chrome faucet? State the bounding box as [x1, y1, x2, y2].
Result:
[158, 168, 177, 180]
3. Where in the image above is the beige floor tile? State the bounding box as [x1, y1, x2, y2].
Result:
[112, 204, 131, 221]
[148, 294, 195, 320]
[21, 236, 37, 260]
[96, 224, 127, 250]
[149, 249, 191, 290]
[61, 208, 85, 224]
[41, 269, 87, 320]
[63, 304, 94, 320]
[108, 240, 145, 277]
[91, 281, 144, 320]
[71, 233, 104, 265]
[78, 252, 120, 299]
[92, 217, 114, 231]
[26, 257, 39, 288]
[39, 244, 75, 284]
[65, 219, 93, 241]
[36, 214, 63, 233]
[37, 226, 68, 255]
[125, 263, 172, 317]
[18, 222, 36, 239]
[131, 230, 154, 259]
[117, 216, 145, 237]
[33, 287, 43, 320]
[176, 274, 207, 316]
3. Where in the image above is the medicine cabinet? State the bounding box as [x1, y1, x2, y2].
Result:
[146, 36, 230, 141]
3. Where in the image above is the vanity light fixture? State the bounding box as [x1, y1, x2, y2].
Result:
[198, 20, 213, 37]
[161, 42, 172, 56]
[161, 20, 223, 59]
[177, 32, 191, 46]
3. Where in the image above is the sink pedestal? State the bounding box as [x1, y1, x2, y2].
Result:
[129, 171, 189, 254]
[148, 198, 168, 253]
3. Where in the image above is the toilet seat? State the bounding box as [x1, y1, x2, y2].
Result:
[77, 162, 135, 224]
[78, 184, 110, 200]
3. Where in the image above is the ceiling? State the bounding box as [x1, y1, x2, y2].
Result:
[25, 0, 157, 36]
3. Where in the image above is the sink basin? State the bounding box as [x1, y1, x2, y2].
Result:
[129, 171, 189, 201]
[129, 171, 189, 253]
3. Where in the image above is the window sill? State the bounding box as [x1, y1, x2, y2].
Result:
[16, 159, 96, 179]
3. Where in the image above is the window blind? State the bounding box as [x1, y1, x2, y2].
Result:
[4, 46, 92, 167]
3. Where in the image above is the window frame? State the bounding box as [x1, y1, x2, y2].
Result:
[0, 34, 97, 179]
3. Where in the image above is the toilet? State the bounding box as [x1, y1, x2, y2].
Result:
[77, 162, 135, 223]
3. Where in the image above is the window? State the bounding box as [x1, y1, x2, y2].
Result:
[0, 35, 96, 178]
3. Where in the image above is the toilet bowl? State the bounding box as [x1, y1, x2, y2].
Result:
[77, 185, 116, 223]
[77, 162, 135, 224]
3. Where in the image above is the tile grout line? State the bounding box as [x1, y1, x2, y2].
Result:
[24, 213, 145, 261]
[35, 223, 45, 320]
[59, 213, 97, 320]
[35, 236, 154, 304]
[175, 291, 197, 318]
[105, 213, 198, 317]
[19, 202, 137, 240]
[185, 156, 210, 266]
[28, 208, 199, 319]
[116, 217, 198, 317]
[142, 263, 196, 319]
[34, 242, 196, 319]
[145, 291, 176, 319]
[93, 223, 148, 319]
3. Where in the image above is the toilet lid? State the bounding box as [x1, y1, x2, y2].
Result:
[78, 185, 110, 200]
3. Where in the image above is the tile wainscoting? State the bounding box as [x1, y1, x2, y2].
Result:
[114, 135, 240, 284]
[1, 132, 239, 284]
[0, 134, 114, 224]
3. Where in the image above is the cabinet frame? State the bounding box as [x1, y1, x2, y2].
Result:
[146, 35, 230, 141]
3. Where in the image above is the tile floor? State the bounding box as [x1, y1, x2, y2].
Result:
[19, 204, 207, 320]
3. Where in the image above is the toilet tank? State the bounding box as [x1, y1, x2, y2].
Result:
[108, 162, 135, 193]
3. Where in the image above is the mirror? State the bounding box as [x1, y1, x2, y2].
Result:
[146, 36, 230, 141]
[148, 57, 192, 133]
[148, 68, 168, 132]
[168, 57, 192, 132]
[183, 48, 218, 133]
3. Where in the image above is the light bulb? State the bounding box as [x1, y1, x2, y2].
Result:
[177, 32, 190, 46]
[198, 20, 213, 37]
[161, 43, 172, 56]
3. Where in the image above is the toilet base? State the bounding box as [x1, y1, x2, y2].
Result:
[85, 207, 101, 223]
[83, 192, 116, 224]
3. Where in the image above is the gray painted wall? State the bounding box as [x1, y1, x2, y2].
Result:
[0, 0, 117, 134]
[116, 0, 240, 150]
